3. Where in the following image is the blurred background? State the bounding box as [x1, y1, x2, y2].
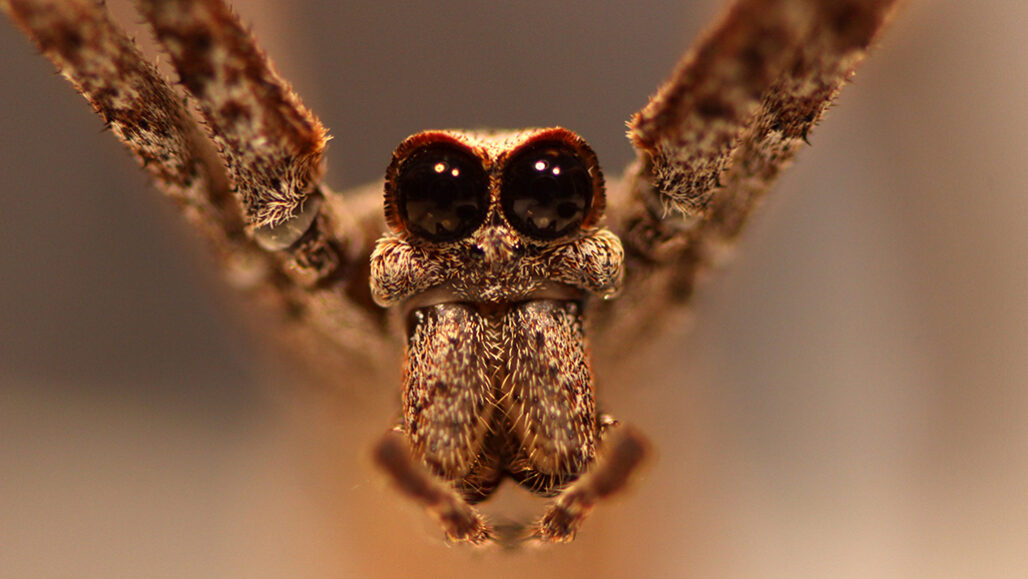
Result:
[2, 0, 1026, 576]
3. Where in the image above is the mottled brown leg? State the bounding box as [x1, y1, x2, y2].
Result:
[373, 430, 494, 545]
[533, 420, 649, 543]
[606, 0, 901, 337]
[1, 0, 238, 237]
[4, 0, 390, 363]
[137, 0, 326, 231]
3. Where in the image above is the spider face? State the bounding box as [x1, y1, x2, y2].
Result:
[371, 127, 623, 308]
[369, 129, 626, 543]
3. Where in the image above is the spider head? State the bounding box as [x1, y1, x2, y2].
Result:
[371, 127, 623, 307]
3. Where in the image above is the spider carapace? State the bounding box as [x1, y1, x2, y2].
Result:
[3, 0, 899, 550]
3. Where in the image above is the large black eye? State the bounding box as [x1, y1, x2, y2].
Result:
[501, 143, 593, 240]
[396, 146, 488, 242]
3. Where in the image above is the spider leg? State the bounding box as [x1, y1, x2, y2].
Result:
[607, 0, 900, 330]
[4, 0, 391, 368]
[136, 0, 321, 231]
[136, 0, 392, 325]
[1, 0, 239, 239]
[373, 429, 496, 545]
[532, 418, 649, 543]
[135, 0, 353, 275]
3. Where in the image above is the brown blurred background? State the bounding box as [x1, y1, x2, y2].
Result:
[2, 0, 1026, 576]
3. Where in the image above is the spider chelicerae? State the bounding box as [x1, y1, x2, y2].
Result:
[2, 0, 898, 546]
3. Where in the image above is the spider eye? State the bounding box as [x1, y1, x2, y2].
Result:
[501, 143, 593, 240]
[396, 145, 489, 242]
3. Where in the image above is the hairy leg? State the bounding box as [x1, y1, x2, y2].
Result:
[2, 0, 238, 238]
[602, 0, 901, 340]
[3, 0, 393, 369]
[533, 418, 649, 543]
[372, 429, 494, 545]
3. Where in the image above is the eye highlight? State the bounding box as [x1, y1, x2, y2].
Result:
[501, 142, 594, 240]
[395, 145, 489, 242]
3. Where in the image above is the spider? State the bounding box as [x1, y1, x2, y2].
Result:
[2, 0, 898, 547]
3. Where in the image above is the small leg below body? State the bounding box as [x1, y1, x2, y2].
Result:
[532, 420, 650, 543]
[373, 419, 648, 546]
[372, 429, 494, 545]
